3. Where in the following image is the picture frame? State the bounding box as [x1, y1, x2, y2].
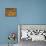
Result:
[5, 8, 16, 16]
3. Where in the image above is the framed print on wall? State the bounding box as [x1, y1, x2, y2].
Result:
[5, 8, 16, 16]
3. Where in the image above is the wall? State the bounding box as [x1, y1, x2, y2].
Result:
[0, 0, 46, 44]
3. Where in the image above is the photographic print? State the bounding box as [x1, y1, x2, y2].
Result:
[5, 8, 16, 16]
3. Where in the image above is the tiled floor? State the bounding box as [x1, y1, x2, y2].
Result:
[0, 44, 18, 46]
[19, 40, 46, 46]
[0, 40, 46, 46]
